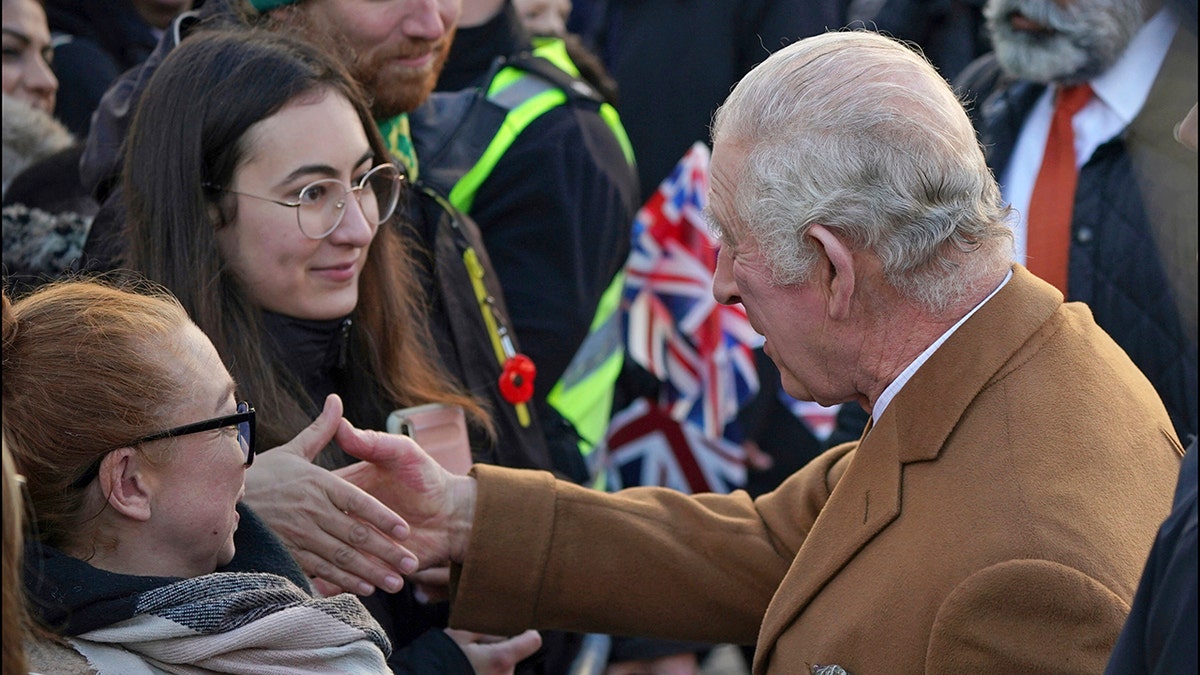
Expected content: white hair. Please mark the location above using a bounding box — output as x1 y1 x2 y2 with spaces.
711 30 1014 314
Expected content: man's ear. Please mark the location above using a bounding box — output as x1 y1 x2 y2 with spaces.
97 448 154 522
807 224 855 320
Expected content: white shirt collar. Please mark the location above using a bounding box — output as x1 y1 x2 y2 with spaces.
1088 7 1178 127
872 269 1013 422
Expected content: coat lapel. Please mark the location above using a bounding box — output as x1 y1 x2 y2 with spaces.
752 267 1062 672
753 417 903 671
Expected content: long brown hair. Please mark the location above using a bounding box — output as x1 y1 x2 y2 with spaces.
122 27 490 453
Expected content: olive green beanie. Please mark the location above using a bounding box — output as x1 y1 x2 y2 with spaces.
247 0 298 11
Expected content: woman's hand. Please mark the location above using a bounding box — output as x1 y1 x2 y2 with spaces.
445 628 543 675
243 394 416 596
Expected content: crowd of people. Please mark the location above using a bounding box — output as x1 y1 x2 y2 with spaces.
2 0 1195 674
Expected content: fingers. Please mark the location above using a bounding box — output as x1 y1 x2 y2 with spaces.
446 629 544 675
335 417 422 468
288 546 381 597
278 394 344 462
297 483 416 592
242 443 417 595
307 518 414 593
408 565 451 587
310 576 343 598
280 511 411 596
501 630 543 664
411 566 452 603
326 473 410 542
1177 102 1198 151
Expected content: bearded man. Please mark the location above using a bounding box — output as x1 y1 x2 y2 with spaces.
956 0 1198 444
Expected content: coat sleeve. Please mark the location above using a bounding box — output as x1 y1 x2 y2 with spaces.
448 445 855 644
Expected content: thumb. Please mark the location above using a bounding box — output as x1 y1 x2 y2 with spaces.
335 416 418 467
279 393 344 462
502 630 543 663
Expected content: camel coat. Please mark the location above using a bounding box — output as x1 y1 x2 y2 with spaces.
450 266 1184 674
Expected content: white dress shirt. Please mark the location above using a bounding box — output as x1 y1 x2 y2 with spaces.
1000 8 1178 263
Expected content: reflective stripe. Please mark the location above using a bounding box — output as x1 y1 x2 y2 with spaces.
489 72 556 109
446 38 635 452
448 39 633 214
556 280 623 391
448 86 566 213
547 272 625 452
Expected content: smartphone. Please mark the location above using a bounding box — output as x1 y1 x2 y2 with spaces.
386 403 473 475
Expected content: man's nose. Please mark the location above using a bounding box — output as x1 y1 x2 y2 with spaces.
713 245 740 305
401 0 450 41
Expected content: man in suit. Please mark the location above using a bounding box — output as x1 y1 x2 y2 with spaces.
332 31 1184 673
956 0 1198 444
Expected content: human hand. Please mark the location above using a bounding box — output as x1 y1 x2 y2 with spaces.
409 565 451 604
605 652 701 675
243 394 415 596
445 628 543 675
333 418 478 570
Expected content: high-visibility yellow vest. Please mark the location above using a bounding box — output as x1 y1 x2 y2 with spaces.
411 37 635 457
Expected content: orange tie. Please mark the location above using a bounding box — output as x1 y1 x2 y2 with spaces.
1026 83 1093 295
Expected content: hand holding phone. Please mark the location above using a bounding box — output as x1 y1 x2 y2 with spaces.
386 403 472 475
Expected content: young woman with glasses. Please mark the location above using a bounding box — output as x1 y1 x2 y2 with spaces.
118 27 540 673
2 280 393 673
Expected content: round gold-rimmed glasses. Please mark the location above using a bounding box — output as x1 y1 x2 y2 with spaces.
209 164 404 239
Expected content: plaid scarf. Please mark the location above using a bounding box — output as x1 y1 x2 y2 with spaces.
26 544 391 674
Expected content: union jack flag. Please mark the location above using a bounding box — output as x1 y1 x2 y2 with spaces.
600 142 763 494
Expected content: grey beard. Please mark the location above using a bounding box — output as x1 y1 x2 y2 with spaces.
983 0 1144 83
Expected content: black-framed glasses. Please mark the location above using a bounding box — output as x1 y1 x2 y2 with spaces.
72 401 256 489
209 163 404 239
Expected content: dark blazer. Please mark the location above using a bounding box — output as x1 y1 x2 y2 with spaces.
448 266 1183 673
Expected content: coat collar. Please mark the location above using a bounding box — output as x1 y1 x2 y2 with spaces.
753 266 1063 672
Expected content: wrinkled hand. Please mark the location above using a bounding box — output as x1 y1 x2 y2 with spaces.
605 652 701 675
334 419 478 571
445 628 543 675
243 394 415 596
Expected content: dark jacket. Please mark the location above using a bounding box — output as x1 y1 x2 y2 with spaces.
845 0 989 81
954 25 1199 444
46 0 162 137
569 0 847 203
258 313 478 674
427 4 639 399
